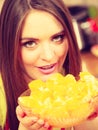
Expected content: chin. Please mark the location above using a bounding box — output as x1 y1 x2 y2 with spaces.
40 72 58 81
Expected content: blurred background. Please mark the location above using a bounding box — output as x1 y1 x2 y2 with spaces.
0 0 98 78
63 0 98 78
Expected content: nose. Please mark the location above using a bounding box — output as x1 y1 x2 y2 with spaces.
40 43 54 61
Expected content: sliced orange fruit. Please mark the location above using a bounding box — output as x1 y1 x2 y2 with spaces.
18 72 98 128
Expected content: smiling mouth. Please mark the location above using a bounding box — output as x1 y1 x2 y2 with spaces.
39 64 55 69
38 63 57 74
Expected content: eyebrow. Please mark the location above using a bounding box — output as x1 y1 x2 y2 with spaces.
20 37 38 43
20 30 65 42
52 30 65 38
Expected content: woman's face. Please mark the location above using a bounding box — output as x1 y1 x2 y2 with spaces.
20 10 69 82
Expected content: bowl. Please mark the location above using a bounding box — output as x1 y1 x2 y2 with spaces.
18 72 98 128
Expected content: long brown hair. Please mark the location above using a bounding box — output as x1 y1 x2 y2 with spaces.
0 0 81 129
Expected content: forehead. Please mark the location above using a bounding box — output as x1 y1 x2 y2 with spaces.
21 10 64 38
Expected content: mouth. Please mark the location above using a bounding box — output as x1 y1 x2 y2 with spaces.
38 63 57 74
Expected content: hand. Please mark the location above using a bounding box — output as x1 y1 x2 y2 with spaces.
88 96 98 120
16 105 52 130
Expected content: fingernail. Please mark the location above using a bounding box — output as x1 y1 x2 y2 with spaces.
43 122 50 128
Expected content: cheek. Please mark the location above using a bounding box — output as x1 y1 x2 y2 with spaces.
57 41 69 59
21 52 31 64
61 47 68 65
62 45 68 56
58 41 69 67
20 49 36 65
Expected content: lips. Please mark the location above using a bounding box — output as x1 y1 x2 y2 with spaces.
40 64 54 69
38 63 57 74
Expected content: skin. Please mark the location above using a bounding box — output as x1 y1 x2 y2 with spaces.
16 9 98 130
20 10 68 83
17 10 69 130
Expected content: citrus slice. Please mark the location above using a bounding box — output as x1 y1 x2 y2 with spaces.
18 72 98 128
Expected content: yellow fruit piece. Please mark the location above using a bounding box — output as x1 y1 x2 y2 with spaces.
18 72 98 128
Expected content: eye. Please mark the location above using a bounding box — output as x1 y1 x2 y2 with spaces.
52 33 65 43
22 41 36 48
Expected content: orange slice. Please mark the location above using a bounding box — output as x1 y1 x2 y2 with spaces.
18 72 98 128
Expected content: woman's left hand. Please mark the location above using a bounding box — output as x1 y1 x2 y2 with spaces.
88 96 98 120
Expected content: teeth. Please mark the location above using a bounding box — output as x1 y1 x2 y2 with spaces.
41 65 53 69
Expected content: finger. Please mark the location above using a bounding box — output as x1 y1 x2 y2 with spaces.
16 105 26 118
88 112 97 120
39 126 52 130
93 96 98 112
88 96 98 120
16 106 51 130
43 122 52 130
19 115 39 127
90 96 98 114
27 119 45 130
16 105 40 127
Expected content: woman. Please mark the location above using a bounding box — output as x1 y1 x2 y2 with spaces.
0 0 98 130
